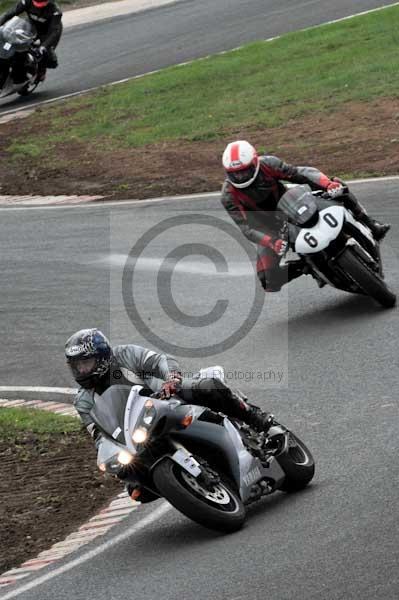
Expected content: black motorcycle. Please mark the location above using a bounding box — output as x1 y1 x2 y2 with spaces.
91 373 315 533
0 16 41 98
277 184 396 308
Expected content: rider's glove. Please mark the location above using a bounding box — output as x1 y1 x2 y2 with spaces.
271 238 288 257
326 179 344 197
327 181 341 190
38 45 47 57
160 371 183 399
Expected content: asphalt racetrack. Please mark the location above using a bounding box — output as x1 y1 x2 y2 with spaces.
0 0 395 112
1 0 398 598
0 177 398 599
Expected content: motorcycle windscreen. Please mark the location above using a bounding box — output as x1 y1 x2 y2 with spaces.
90 384 132 444
277 185 319 227
0 17 36 52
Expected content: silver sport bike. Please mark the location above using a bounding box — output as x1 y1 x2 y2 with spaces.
91 367 315 533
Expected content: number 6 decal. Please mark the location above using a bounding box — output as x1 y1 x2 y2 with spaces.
304 232 318 248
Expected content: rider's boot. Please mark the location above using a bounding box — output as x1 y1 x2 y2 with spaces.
360 215 390 242
243 404 278 434
286 261 306 282
264 262 305 292
343 192 390 241
231 392 277 433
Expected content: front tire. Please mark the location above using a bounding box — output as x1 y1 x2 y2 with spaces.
18 80 38 96
153 459 246 532
277 432 315 493
337 247 396 308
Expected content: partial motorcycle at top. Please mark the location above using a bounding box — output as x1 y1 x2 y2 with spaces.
91 367 315 533
0 16 43 98
277 183 396 308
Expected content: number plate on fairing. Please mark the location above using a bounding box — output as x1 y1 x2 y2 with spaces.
172 449 202 477
295 206 344 254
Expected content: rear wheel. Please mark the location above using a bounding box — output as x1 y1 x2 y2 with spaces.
153 459 246 532
337 247 396 308
277 432 315 493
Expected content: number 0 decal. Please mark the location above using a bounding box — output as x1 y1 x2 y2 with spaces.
304 232 318 248
323 212 339 227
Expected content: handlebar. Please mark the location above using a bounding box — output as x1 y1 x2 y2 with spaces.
312 185 349 200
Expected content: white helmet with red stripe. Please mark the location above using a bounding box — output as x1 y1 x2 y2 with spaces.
222 140 260 188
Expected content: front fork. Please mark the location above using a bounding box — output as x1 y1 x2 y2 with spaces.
121 441 202 501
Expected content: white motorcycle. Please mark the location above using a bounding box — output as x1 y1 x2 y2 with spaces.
277 184 396 308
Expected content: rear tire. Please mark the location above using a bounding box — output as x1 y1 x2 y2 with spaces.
277 432 315 493
337 247 396 308
153 459 246 532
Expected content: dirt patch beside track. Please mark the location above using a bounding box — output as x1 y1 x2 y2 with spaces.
0 97 398 200
0 428 121 574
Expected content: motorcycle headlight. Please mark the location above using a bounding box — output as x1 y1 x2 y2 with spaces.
132 427 148 444
118 450 133 465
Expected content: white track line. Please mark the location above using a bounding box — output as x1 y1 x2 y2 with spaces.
1 2 399 118
0 502 171 600
0 176 398 212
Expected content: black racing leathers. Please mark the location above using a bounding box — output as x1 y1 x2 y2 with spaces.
221 155 334 291
0 0 62 49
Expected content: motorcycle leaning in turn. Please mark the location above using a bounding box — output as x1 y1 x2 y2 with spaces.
276 183 396 308
0 16 43 99
92 367 315 533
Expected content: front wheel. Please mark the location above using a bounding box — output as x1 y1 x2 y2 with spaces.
337 247 396 308
277 432 315 493
18 79 38 96
153 459 246 532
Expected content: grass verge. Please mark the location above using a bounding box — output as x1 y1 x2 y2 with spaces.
0 406 79 437
6 4 399 159
0 0 16 13
0 5 398 197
